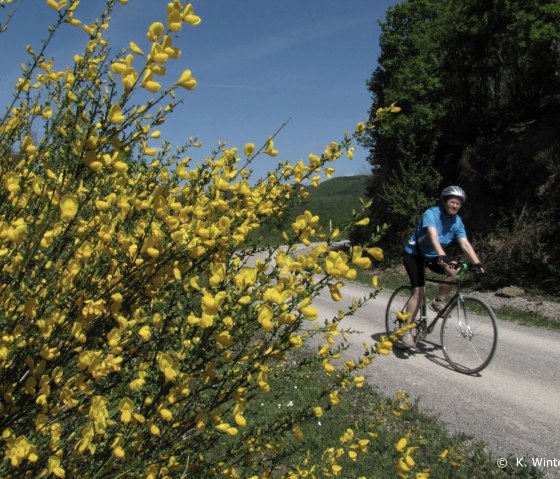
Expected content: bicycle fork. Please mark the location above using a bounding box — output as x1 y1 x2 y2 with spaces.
455 297 474 340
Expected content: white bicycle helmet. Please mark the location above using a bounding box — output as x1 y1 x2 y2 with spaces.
441 185 466 203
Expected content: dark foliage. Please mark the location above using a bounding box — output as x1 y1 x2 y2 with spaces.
357 0 560 294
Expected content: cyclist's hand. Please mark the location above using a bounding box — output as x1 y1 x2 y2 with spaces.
437 255 453 267
472 263 485 274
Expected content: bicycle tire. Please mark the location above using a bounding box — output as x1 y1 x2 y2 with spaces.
440 296 498 374
385 285 413 337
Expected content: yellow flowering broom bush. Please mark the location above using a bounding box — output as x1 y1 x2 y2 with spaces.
0 1 403 477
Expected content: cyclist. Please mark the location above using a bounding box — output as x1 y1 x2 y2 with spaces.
401 186 484 348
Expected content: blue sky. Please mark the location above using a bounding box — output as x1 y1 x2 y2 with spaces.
1 0 398 181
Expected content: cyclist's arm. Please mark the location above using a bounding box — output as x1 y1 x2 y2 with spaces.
426 226 447 257
457 237 485 272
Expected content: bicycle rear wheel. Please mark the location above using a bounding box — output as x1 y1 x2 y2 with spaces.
385 285 413 337
440 296 498 374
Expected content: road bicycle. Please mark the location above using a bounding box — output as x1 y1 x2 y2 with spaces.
385 262 498 374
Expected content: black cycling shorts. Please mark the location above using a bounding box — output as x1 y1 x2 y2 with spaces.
403 252 445 288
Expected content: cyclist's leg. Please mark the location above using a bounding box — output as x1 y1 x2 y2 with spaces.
427 261 456 303
403 253 425 322
408 287 424 320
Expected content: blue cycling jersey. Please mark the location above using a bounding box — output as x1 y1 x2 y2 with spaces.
404 205 467 259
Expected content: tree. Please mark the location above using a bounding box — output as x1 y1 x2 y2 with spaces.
355 0 449 251
359 0 560 292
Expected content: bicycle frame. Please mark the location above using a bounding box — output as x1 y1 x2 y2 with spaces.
415 273 467 337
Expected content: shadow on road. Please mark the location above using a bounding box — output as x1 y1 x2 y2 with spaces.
369 333 481 375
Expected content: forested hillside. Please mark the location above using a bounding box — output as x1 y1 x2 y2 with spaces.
261 176 368 243
355 0 560 294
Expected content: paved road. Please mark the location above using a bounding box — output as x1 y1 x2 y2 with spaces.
311 280 560 478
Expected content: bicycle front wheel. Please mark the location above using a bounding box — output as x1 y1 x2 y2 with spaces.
440 296 498 374
385 285 413 337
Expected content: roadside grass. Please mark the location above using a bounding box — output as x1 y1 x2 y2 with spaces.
491 306 560 330
357 268 560 331
248 351 543 478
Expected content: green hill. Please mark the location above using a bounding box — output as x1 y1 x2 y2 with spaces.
258 175 369 243
295 175 369 230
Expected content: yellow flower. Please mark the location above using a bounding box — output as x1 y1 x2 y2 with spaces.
22 135 36 155
175 69 197 90
201 291 227 316
396 457 412 474
129 41 144 55
46 0 67 12
89 396 110 434
109 104 125 124
329 390 340 405
118 398 134 423
258 304 274 331
159 408 173 421
354 376 365 388
147 22 164 42
355 217 370 226
4 173 21 193
396 311 411 322
129 377 145 392
340 428 354 443
48 455 66 478
234 413 246 427
209 262 225 287
395 437 407 453
352 246 372 269
216 422 238 436
238 295 251 306
138 325 152 341
158 353 178 382
5 436 33 467
379 340 393 355
59 194 78 220
168 5 182 32
113 446 125 458
244 143 255 157
367 247 384 261
289 335 303 348
264 138 278 157
299 305 318 320
292 425 304 442
183 4 201 25
9 220 27 244
328 283 343 302
322 359 335 373
142 70 161 92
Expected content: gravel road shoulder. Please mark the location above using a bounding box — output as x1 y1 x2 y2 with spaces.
468 289 560 321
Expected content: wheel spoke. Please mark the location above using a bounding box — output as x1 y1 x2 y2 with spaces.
440 297 498 374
